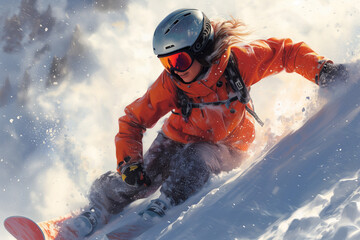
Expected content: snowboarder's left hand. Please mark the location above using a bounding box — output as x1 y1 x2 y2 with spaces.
120 163 151 187
318 62 349 87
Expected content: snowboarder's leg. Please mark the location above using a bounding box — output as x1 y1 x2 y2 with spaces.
144 132 185 186
160 142 245 206
89 171 147 215
57 172 150 238
88 133 184 216
141 142 244 218
59 133 184 237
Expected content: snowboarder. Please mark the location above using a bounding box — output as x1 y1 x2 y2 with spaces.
61 8 349 238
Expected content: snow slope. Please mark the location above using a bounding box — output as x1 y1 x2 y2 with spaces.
1 1 360 240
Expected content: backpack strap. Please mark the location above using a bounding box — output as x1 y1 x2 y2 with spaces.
225 53 264 127
225 53 251 104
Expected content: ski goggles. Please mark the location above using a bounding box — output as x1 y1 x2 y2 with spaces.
159 51 194 73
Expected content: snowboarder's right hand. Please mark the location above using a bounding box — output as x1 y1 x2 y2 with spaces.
120 163 151 187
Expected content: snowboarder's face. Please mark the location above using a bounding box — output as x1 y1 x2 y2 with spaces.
174 60 202 83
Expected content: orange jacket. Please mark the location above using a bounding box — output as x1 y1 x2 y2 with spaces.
115 38 328 168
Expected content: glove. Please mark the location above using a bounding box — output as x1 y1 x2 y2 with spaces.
318 62 349 88
120 163 151 187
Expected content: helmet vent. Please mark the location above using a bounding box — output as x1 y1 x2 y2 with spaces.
164 12 192 35
165 19 179 35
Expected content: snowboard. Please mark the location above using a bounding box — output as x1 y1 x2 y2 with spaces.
4 213 155 240
4 215 71 240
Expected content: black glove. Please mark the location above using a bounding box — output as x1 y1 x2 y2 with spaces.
318 62 349 88
121 163 151 187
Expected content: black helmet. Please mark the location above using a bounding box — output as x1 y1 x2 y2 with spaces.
153 8 214 60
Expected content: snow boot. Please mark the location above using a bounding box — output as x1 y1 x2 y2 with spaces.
141 198 170 220
63 206 101 238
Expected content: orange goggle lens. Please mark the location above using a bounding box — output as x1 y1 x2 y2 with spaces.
159 51 194 73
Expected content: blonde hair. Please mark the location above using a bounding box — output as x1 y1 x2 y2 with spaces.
206 18 250 63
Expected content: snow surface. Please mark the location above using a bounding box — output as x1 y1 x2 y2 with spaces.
1 1 360 240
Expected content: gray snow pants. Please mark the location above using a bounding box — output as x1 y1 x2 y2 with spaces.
88 132 245 215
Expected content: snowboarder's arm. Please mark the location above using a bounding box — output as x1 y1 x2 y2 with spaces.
234 38 333 85
115 71 177 173
245 37 350 86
